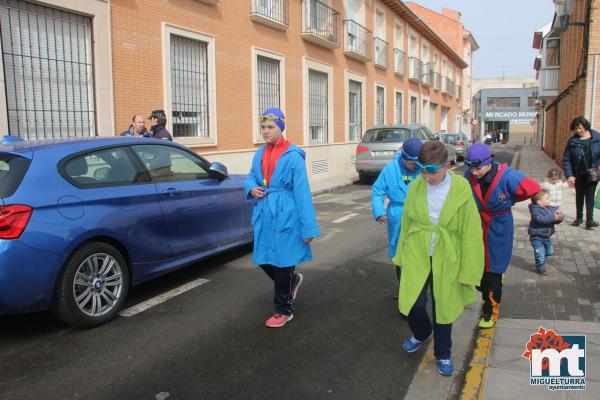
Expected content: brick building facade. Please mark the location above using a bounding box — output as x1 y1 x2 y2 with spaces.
538 0 600 162
0 0 468 189
406 3 479 137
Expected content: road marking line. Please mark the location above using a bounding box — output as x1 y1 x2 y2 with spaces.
332 213 359 224
119 278 209 317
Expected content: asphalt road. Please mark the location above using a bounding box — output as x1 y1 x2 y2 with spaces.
0 145 517 400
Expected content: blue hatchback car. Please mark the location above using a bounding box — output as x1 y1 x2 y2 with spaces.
0 136 253 327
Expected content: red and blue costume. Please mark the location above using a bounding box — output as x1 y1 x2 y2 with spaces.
465 159 540 323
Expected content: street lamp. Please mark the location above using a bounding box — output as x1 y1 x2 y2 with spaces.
553 0 576 31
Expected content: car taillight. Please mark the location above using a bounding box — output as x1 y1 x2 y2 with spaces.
0 204 33 239
398 144 403 151
356 146 369 154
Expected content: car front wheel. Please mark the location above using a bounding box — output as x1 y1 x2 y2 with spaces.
52 242 129 328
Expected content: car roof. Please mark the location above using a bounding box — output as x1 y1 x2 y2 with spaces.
0 136 173 154
367 124 426 130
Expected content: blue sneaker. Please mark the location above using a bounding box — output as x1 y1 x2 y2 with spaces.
402 334 432 353
437 359 454 376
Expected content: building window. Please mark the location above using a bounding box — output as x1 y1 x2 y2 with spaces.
256 54 281 137
546 38 559 67
376 85 385 125
527 97 536 108
170 34 209 138
410 95 418 123
348 79 362 141
308 69 328 144
395 91 403 124
0 0 95 139
487 97 520 108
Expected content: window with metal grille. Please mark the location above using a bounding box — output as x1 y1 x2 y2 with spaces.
376 86 384 126
0 0 95 139
170 34 209 138
395 91 403 124
308 69 328 144
256 55 280 139
410 96 417 123
348 80 362 142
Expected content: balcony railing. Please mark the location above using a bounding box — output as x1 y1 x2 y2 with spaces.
433 72 442 91
538 67 559 97
250 0 288 30
408 56 422 82
443 76 455 96
343 19 371 62
394 49 405 76
374 37 388 68
301 0 340 49
422 63 434 87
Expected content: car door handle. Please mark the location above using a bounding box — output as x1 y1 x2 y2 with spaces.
161 188 182 197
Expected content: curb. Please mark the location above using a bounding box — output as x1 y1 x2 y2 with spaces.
459 326 496 400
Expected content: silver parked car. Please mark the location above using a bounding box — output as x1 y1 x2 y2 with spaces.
439 132 471 160
355 124 453 183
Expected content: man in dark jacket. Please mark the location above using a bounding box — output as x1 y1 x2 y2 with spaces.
528 189 563 275
562 116 600 229
148 110 173 141
120 114 149 136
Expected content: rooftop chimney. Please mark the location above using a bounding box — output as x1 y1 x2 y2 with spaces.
442 8 461 21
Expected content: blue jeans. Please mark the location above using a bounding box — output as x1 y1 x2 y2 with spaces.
406 273 452 360
530 236 553 269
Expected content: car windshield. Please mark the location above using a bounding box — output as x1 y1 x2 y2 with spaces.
0 153 31 198
442 134 461 144
362 129 411 143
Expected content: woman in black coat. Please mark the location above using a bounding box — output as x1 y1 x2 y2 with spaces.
562 116 600 230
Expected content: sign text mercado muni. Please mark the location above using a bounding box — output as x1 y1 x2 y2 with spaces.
485 111 536 119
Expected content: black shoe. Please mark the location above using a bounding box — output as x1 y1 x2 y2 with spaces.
571 219 583 227
585 221 599 230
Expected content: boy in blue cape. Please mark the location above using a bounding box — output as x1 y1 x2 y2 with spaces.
245 108 320 328
371 138 422 296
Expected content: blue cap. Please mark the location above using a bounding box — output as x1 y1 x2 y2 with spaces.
261 107 286 133
402 138 422 160
466 143 493 166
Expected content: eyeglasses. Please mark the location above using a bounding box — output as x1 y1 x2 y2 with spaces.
416 161 446 174
464 156 492 168
259 113 286 123
401 150 418 161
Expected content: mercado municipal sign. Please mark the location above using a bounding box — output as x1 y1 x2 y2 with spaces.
485 111 537 120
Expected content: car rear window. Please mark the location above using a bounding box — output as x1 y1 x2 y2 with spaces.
362 129 411 143
0 154 31 198
443 134 461 144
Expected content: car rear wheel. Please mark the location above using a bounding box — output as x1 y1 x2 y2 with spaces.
52 242 129 328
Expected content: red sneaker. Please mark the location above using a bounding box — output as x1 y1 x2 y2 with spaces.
265 313 294 328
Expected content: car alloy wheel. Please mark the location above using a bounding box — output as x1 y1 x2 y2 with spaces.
73 253 124 318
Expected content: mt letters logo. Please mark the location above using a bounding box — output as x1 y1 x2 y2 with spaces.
522 327 586 391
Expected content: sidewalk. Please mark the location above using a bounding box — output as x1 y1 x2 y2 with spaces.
468 146 600 399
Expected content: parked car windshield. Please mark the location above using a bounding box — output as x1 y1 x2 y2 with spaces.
0 153 31 198
362 129 411 143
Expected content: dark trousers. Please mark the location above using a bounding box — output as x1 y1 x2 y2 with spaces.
480 271 503 321
575 174 598 222
407 273 452 360
260 264 295 316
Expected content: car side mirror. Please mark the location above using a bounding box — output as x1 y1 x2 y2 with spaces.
209 162 229 180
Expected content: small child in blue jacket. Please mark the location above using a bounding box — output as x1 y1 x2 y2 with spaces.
528 189 564 275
